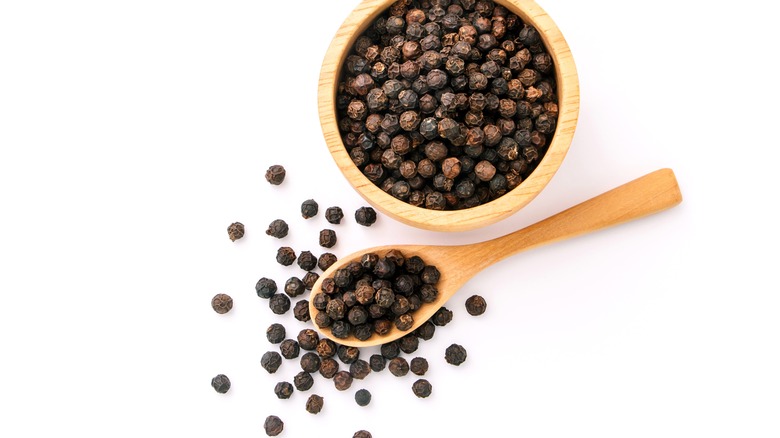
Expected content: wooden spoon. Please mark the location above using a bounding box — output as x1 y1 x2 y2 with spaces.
309 168 682 347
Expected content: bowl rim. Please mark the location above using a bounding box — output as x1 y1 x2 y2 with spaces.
318 0 579 232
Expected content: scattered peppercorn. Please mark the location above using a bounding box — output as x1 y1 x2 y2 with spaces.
369 354 386 372
227 222 244 242
399 333 419 354
302 271 319 291
285 277 305 298
431 306 453 326
269 293 290 315
211 293 233 314
350 359 372 380
306 394 324 414
264 415 284 436
266 323 286 344
333 370 353 391
274 381 294 399
381 341 400 359
300 352 321 373
297 329 319 351
337 345 361 364
279 339 299 360
355 388 372 406
211 374 230 394
319 229 337 248
276 247 296 266
353 431 372 438
354 206 377 226
325 206 344 224
301 199 319 219
261 351 282 374
388 357 410 377
445 343 468 366
319 357 340 379
318 252 338 271
265 165 286 185
410 357 429 376
293 371 314 391
465 294 487 315
265 219 288 239
412 378 432 398
256 278 277 299
293 299 310 322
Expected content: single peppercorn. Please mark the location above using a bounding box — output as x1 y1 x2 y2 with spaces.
284 277 305 298
353 431 372 438
274 381 294 399
333 370 353 391
318 253 338 271
211 293 233 314
279 339 299 359
302 271 319 290
432 306 453 326
319 357 339 379
445 343 468 366
337 345 361 364
355 388 372 407
296 251 317 272
211 374 230 394
264 415 284 437
256 278 277 299
301 199 319 219
465 294 487 315
412 379 433 398
227 222 244 242
381 341 400 359
261 351 283 374
316 338 337 358
269 293 291 315
265 165 286 185
293 299 310 322
350 359 372 380
399 333 419 354
293 371 314 392
388 357 410 377
266 323 285 344
355 206 377 226
299 352 321 374
265 219 288 239
325 206 344 224
319 229 337 248
369 354 386 372
410 357 429 376
297 329 319 351
276 247 296 266
306 394 324 414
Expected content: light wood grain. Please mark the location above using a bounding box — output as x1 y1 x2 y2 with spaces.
318 0 580 231
309 168 683 347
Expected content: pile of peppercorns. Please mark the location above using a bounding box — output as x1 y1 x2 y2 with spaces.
337 0 558 211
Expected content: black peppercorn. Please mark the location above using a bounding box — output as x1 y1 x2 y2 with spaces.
353 431 372 438
279 339 299 359
261 351 283 374
333 370 353 391
318 253 338 271
319 357 339 379
274 381 294 399
297 329 319 351
318 229 337 248
266 323 286 345
323 207 343 225
256 277 278 299
445 343 468 365
350 359 372 380
265 219 288 239
410 357 429 376
293 299 310 322
388 357 409 377
296 251 317 272
412 378 433 398
211 374 230 394
227 222 244 242
293 371 314 392
355 206 377 226
268 293 290 315
355 388 372 407
369 354 386 372
302 271 319 291
264 415 284 436
284 277 305 298
265 165 286 185
300 199 319 219
299 352 321 374
306 394 324 414
399 333 419 354
432 306 453 326
211 293 233 314
337 345 360 365
465 294 487 315
276 247 296 266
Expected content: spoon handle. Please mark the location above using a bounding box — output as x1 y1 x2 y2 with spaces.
468 168 682 271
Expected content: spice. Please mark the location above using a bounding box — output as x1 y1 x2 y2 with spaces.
380 341 400 359
276 247 296 266
337 345 361 364
302 271 319 290
445 343 468 366
369 354 386 372
266 323 286 344
465 294 487 315
325 206 344 224
412 379 432 398
297 329 319 351
284 277 305 298
415 321 436 341
319 229 337 248
297 251 317 271
265 219 288 239
264 415 284 436
211 293 233 314
293 299 310 322
227 222 244 242
355 388 372 407
210 374 230 394
261 351 283 374
269 293 290 315
255 278 277 299
349 359 371 380
355 207 377 226
265 165 286 185
306 394 324 414
388 357 409 377
431 306 453 326
301 199 319 219
279 339 299 360
353 431 372 438
319 357 339 379
333 370 353 391
399 333 419 354
318 253 338 271
300 352 321 373
410 357 429 376
274 381 294 399
293 371 314 391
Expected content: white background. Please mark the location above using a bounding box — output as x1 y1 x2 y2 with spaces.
1 0 779 437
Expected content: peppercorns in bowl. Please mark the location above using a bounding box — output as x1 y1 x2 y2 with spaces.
319 0 578 231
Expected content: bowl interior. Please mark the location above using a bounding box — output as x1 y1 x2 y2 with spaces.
318 0 579 232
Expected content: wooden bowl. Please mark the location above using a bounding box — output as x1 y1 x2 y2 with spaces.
318 0 579 232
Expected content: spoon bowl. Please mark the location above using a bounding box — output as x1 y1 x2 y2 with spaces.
309 168 683 347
